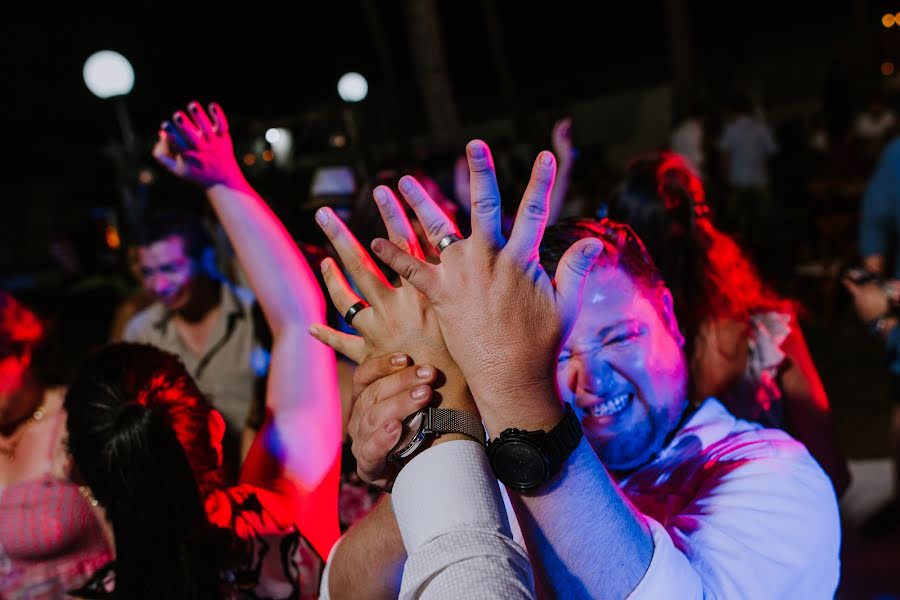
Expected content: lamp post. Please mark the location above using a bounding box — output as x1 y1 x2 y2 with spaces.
338 72 368 177
83 50 143 233
83 50 136 151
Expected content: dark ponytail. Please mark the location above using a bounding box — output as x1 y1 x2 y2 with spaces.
608 152 793 350
65 343 226 599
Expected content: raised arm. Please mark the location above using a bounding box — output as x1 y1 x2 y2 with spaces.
548 117 575 226
153 102 342 554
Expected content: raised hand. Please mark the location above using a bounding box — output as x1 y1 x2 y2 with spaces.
309 183 475 413
152 101 250 192
370 140 602 435
551 117 576 167
345 353 438 489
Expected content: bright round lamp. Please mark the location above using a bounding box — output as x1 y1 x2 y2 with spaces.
83 51 135 99
337 72 368 103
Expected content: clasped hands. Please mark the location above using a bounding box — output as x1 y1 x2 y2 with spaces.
310 140 603 490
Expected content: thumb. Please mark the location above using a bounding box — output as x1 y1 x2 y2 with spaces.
152 135 179 173
554 238 603 320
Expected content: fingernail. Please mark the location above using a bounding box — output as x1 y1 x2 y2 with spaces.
189 103 199 113
468 141 486 159
412 386 429 399
373 187 388 205
370 239 384 253
417 366 433 378
385 420 400 433
540 151 554 167
398 177 413 193
320 259 330 273
308 325 319 336
174 113 183 122
315 208 330 226
583 241 603 258
391 354 408 366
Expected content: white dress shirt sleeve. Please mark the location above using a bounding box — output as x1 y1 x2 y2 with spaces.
391 440 535 600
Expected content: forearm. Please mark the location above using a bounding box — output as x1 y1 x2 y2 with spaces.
242 325 341 484
509 440 652 598
207 181 326 331
475 382 652 599
327 498 406 599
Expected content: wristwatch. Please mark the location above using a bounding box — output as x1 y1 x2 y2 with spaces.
487 403 583 492
388 407 485 464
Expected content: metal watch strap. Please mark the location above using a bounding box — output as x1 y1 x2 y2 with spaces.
428 407 486 446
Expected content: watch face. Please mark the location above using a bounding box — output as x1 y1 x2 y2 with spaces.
490 439 550 491
392 411 426 459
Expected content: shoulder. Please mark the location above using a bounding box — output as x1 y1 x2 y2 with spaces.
122 303 164 341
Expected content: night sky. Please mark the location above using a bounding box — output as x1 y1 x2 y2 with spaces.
0 2 872 207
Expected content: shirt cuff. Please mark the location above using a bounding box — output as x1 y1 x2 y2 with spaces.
391 440 512 552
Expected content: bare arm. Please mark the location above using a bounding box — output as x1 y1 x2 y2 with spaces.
548 118 575 226
154 102 342 556
328 498 405 599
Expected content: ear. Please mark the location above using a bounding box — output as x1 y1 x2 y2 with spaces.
207 409 226 468
658 287 686 348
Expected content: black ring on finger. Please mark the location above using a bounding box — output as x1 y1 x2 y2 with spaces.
344 300 371 327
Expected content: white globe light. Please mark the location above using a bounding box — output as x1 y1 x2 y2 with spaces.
83 51 135 99
337 72 368 103
265 128 282 143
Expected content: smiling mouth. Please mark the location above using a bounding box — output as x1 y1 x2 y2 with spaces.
584 392 633 418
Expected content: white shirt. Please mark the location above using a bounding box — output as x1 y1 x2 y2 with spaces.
719 115 777 188
619 398 840 598
322 399 839 598
671 119 705 175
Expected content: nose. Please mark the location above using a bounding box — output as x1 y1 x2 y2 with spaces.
148 274 170 296
563 353 611 402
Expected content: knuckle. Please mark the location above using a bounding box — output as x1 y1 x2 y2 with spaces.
424 217 447 240
522 199 547 218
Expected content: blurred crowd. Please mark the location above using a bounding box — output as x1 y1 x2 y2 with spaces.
2 80 900 599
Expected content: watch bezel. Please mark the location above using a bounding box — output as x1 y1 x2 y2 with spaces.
389 410 429 461
488 431 551 492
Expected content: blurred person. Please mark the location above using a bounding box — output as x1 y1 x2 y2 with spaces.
108 245 154 342
856 136 900 534
718 94 777 238
670 106 707 177
607 151 850 495
854 95 897 162
312 141 840 598
68 101 343 599
547 117 579 224
123 209 264 473
844 273 900 535
0 292 113 599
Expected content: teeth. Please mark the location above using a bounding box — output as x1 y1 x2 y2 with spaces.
588 393 631 417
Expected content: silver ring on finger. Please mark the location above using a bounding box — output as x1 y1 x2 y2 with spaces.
437 233 463 254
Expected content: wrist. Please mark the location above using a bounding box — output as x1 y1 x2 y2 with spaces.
473 379 563 438
207 173 253 195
